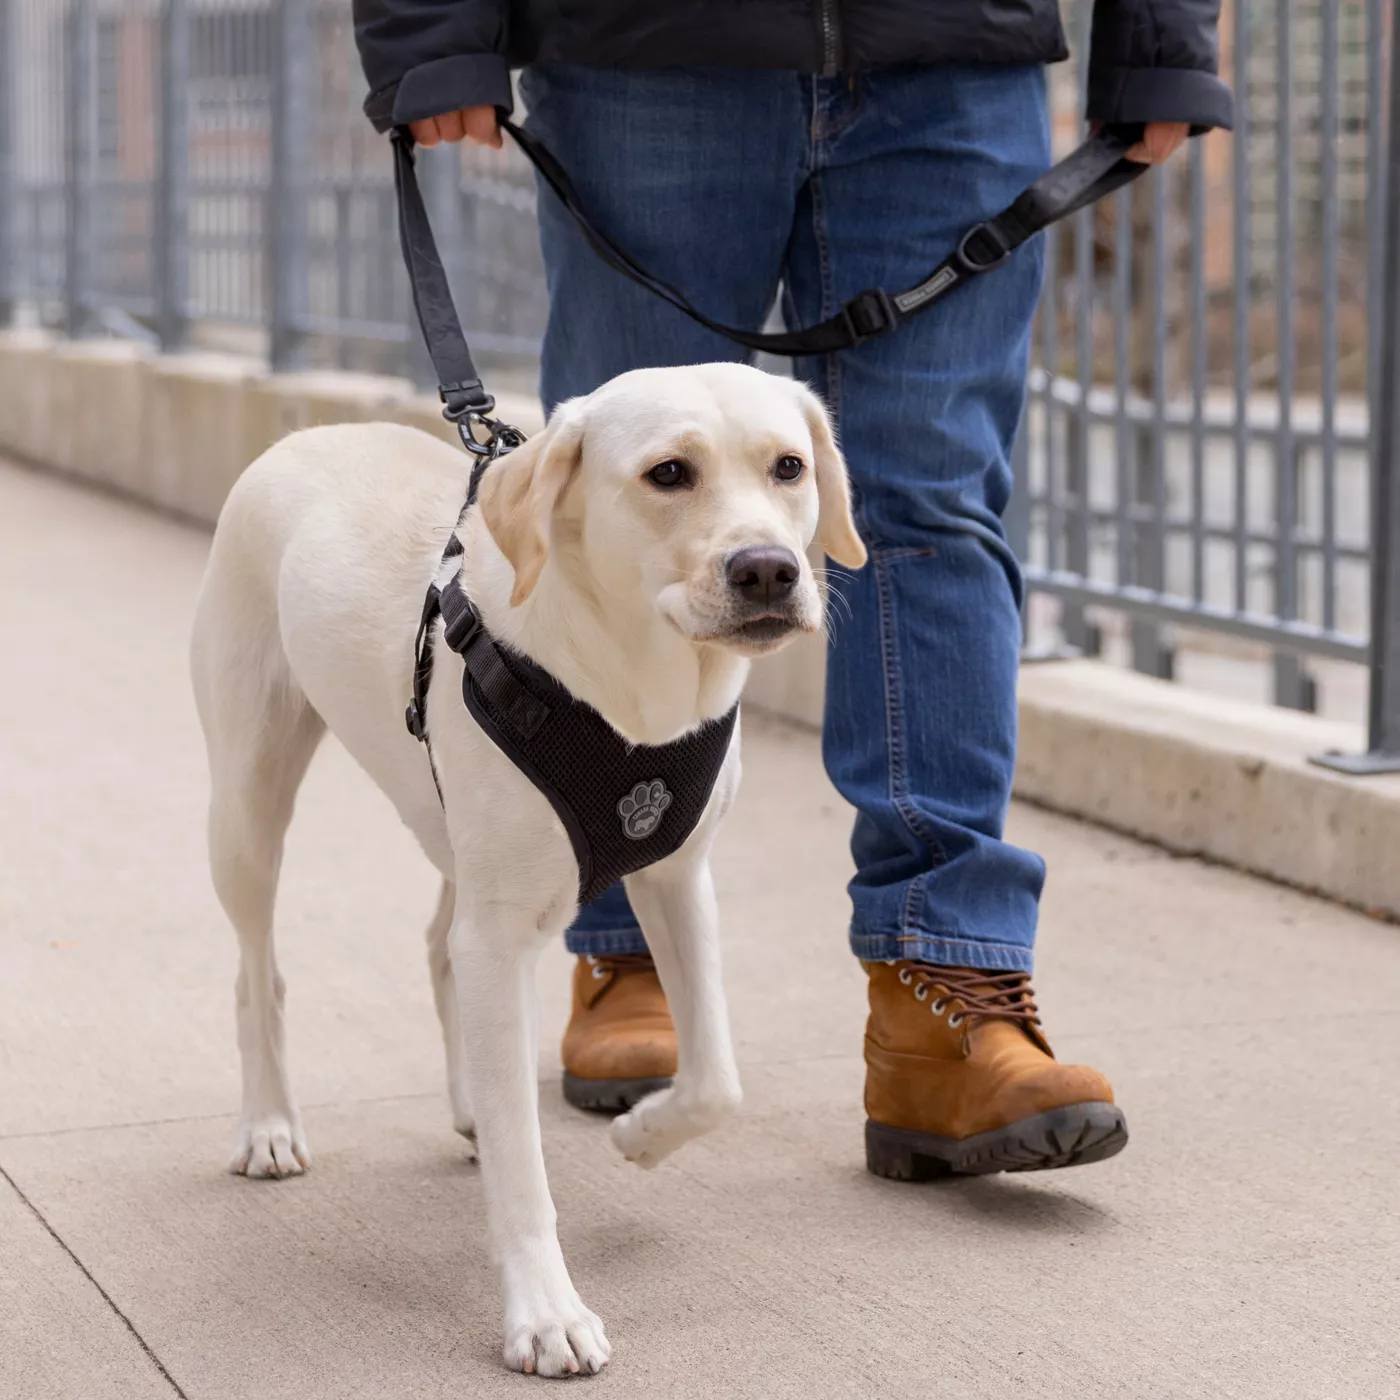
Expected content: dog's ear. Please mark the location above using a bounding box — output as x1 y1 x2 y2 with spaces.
477 405 586 606
792 382 867 570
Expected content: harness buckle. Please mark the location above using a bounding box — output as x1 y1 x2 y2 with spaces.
443 594 484 654
839 288 898 346
405 698 428 742
956 221 1014 274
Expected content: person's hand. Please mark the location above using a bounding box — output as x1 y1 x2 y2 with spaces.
409 105 501 149
1124 121 1189 165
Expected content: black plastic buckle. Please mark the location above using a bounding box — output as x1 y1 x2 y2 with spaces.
405 697 428 741
956 222 1014 274
839 288 898 346
443 595 484 654
441 380 496 421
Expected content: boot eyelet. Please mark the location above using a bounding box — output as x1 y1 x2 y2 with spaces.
591 965 608 980
914 983 928 1001
897 967 913 985
948 1012 965 1028
930 998 947 1015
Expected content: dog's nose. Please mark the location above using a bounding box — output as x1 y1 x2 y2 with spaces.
725 546 800 605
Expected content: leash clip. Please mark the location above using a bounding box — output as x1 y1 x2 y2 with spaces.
457 409 529 460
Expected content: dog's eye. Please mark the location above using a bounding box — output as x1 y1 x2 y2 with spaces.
646 459 691 490
774 454 805 482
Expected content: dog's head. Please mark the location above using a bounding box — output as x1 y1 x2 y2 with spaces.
476 363 866 656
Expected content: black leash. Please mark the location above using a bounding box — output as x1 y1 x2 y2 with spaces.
500 117 1148 356
391 117 1150 793
390 119 1149 438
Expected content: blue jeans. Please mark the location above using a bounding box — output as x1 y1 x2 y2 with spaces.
521 63 1049 973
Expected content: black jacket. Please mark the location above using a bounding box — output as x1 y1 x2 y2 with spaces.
356 0 1232 136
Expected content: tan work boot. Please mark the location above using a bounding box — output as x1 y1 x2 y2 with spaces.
561 954 677 1113
862 960 1128 1179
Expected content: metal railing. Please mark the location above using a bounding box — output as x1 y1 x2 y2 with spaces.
1 0 1397 767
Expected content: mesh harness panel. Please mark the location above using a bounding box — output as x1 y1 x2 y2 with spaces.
407 523 737 906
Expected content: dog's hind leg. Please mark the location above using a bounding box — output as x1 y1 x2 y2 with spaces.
194 612 324 1180
425 877 476 1153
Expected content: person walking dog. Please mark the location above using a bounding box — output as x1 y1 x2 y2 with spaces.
353 1 1231 1178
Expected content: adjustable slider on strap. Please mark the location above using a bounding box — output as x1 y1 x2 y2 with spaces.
956 221 1015 274
839 288 898 346
443 595 484 654
405 698 428 742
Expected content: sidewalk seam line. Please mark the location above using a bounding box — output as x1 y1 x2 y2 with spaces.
0 1163 190 1399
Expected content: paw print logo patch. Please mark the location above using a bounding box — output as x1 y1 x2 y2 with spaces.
618 779 673 841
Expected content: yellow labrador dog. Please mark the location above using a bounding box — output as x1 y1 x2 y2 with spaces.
190 361 866 1376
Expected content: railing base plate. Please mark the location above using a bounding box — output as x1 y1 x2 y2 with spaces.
1308 750 1400 776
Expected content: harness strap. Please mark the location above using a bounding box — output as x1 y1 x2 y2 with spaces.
406 531 554 809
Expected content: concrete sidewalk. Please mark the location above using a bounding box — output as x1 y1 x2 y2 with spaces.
2 457 1397 1400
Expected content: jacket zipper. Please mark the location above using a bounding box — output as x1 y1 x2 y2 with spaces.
818 0 841 76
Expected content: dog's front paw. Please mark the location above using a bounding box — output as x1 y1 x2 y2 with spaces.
503 1299 611 1377
228 1115 309 1179
611 1082 741 1169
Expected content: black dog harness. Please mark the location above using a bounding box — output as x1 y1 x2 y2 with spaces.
390 116 1150 902
405 476 738 903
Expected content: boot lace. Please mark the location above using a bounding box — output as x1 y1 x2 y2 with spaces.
585 952 656 981
895 962 1040 1030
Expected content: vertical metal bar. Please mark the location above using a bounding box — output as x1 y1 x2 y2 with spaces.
156 0 189 351
1368 0 1386 414
0 0 15 325
1318 0 1400 772
1062 0 1093 651
336 185 352 369
1114 184 1132 592
65 0 96 338
1233 0 1252 615
1131 166 1170 678
1189 137 1207 605
1063 200 1094 649
1320 0 1340 635
1042 220 1062 579
269 0 312 370
1272 0 1308 709
1364 0 1400 757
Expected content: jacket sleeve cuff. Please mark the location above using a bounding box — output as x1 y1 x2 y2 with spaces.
363 52 514 133
1086 66 1234 133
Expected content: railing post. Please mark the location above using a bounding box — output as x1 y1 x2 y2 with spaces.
0 0 15 326
64 0 96 338
156 0 190 351
268 0 311 370
1313 0 1400 775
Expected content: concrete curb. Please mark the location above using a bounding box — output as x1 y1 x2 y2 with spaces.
4 330 1397 919
1016 661 1400 920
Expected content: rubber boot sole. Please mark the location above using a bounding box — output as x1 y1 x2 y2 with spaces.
865 1102 1128 1180
562 1071 674 1115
